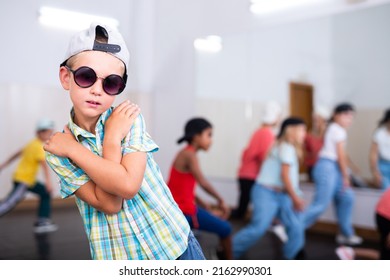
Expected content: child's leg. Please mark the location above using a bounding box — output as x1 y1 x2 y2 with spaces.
334 183 355 237
194 207 233 259
234 178 255 219
232 185 279 259
278 194 305 260
303 159 339 229
29 182 51 219
0 182 27 217
376 213 390 260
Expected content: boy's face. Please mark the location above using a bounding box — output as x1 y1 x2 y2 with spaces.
37 129 54 142
59 51 125 123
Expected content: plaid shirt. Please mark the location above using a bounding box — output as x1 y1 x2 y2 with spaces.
46 108 190 260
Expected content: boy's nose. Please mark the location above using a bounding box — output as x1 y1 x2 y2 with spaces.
90 78 104 96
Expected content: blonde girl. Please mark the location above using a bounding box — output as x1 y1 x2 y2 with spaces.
233 117 306 260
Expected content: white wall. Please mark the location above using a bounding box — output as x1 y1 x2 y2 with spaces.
150 0 262 177
0 0 134 88
196 17 334 105
332 4 390 108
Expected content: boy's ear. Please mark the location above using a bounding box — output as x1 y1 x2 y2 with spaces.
59 66 71 90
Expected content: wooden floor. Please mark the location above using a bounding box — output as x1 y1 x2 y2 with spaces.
0 201 380 260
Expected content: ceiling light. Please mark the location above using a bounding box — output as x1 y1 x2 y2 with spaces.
250 0 330 15
38 7 119 31
194 36 223 53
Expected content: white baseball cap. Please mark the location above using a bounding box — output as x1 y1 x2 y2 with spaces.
314 105 331 120
262 101 282 124
60 22 130 78
36 119 55 131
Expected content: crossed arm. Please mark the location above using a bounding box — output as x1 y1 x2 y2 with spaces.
44 101 144 214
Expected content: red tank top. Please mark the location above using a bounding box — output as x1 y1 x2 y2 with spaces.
167 147 197 215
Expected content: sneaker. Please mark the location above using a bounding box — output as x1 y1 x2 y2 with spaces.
34 220 58 234
271 224 288 243
336 234 363 245
335 246 355 260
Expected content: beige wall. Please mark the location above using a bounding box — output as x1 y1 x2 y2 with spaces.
347 108 384 179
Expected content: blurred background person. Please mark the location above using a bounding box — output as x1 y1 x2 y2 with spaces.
304 105 331 182
167 118 233 259
303 103 363 246
232 117 307 260
232 101 282 220
0 119 58 233
369 108 390 190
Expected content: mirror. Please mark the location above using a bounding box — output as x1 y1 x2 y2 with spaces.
195 3 390 191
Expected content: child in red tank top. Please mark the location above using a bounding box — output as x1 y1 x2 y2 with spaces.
167 118 233 259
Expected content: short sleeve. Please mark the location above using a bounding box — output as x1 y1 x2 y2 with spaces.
45 152 90 199
373 128 381 144
329 124 347 143
122 114 159 154
279 143 296 165
35 142 46 162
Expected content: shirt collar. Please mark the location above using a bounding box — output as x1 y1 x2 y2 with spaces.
68 107 113 141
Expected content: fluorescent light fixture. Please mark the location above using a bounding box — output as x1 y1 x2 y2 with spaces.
38 6 119 31
250 0 330 15
194 36 222 53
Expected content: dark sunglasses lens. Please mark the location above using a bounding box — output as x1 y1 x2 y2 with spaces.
74 67 97 88
103 75 125 95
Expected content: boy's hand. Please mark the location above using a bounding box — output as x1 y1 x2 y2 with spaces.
43 126 76 157
105 100 140 143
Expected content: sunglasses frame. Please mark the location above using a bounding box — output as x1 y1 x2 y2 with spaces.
64 65 126 95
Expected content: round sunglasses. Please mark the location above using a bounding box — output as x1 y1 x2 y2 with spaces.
65 65 126 95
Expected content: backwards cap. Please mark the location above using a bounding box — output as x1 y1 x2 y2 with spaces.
36 118 55 131
314 105 331 120
61 22 129 79
262 101 282 124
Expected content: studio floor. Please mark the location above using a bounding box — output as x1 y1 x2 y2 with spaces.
0 202 380 260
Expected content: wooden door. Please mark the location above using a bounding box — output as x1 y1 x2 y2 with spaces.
289 82 314 175
289 82 313 131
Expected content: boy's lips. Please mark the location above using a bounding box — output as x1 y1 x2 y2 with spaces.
86 100 101 106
